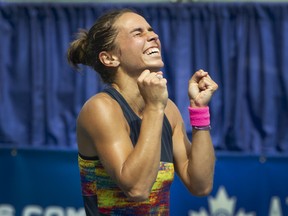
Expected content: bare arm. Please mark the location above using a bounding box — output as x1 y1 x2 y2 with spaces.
170 69 218 196
77 70 168 201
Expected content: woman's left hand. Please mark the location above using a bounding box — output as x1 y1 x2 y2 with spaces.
188 69 218 107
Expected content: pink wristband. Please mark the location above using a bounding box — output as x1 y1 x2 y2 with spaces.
188 106 210 126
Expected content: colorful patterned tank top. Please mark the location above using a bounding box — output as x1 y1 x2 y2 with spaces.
78 87 174 215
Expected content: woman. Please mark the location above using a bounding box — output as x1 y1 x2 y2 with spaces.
67 8 218 216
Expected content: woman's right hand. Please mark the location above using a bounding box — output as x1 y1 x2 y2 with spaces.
137 69 168 111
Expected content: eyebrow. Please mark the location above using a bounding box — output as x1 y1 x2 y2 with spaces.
129 26 154 34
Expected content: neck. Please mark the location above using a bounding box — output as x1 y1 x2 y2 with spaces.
111 79 145 118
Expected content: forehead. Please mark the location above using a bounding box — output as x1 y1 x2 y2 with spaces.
114 12 150 31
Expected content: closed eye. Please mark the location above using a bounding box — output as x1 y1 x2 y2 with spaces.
130 26 155 37
134 31 142 36
131 28 143 36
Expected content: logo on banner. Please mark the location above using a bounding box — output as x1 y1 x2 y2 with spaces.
188 186 255 216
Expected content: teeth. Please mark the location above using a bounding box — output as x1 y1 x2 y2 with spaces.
145 48 159 55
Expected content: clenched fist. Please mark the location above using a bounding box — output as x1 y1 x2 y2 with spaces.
188 69 218 107
137 69 168 110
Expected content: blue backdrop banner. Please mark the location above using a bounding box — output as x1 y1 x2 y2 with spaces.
0 148 287 216
1 2 288 154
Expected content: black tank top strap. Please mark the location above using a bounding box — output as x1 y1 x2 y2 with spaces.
103 87 140 123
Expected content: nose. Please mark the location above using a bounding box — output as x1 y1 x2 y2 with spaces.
147 31 159 42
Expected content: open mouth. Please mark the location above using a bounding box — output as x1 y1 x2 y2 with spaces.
145 47 160 56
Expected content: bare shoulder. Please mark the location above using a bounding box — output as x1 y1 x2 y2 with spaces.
78 92 120 120
76 92 128 156
77 91 128 132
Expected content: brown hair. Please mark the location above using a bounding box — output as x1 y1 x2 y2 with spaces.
67 8 135 83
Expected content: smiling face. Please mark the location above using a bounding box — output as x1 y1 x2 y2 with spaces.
113 12 164 75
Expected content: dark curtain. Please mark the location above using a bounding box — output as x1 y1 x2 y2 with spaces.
0 2 287 155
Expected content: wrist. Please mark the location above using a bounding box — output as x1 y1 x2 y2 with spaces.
188 106 211 130
192 125 211 131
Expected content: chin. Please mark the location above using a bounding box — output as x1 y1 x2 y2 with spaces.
148 63 164 72
149 67 163 72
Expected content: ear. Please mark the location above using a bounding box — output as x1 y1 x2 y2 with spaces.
99 51 120 67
